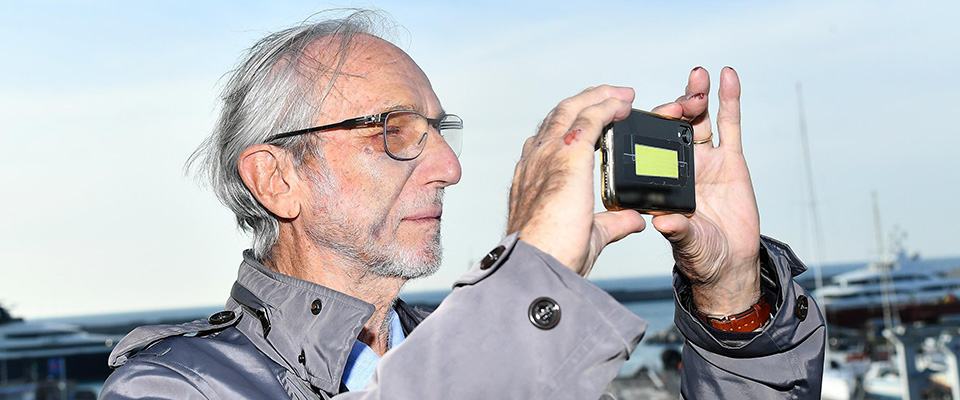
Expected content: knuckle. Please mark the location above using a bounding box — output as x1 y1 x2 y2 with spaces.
557 97 577 113
521 137 536 154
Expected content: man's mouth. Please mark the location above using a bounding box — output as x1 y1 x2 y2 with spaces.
403 209 442 223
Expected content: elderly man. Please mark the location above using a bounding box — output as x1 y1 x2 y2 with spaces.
102 11 824 400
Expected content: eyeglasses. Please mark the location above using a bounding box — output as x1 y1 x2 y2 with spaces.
264 110 463 161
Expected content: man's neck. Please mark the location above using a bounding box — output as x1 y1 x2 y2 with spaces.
266 236 406 357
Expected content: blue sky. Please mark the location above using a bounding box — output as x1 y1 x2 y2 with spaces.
2 0 958 317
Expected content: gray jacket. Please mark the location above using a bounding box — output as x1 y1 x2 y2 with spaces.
101 234 824 399
674 236 826 399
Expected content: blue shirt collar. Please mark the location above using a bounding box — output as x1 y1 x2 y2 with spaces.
341 310 406 391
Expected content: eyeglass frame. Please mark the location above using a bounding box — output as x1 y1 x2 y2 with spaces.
263 110 463 161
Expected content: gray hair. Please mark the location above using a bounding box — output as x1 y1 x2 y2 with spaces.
187 10 398 261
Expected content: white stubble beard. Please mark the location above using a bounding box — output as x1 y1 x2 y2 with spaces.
302 165 444 280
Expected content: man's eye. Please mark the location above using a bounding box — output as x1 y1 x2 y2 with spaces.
385 125 402 136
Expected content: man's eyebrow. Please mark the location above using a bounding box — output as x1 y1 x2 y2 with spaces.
379 101 421 113
377 101 445 118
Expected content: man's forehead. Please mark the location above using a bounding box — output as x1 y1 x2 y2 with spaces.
307 35 440 119
306 33 409 69
325 79 440 118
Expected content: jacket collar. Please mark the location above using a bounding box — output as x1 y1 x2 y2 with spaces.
227 250 375 396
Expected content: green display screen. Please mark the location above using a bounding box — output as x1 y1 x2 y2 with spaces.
635 144 679 179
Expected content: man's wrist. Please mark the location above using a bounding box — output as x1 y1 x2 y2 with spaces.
689 257 762 316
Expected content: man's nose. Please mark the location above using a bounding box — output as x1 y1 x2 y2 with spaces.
416 129 462 187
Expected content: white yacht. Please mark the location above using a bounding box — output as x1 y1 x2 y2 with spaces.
815 252 960 329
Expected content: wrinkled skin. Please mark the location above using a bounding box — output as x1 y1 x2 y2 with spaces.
508 67 760 315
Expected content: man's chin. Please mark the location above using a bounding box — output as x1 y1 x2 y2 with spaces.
368 256 441 280
367 236 443 280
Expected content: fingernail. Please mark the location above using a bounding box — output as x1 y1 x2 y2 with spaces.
692 66 704 73
685 92 705 100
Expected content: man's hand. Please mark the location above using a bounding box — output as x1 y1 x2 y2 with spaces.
650 67 762 316
508 85 646 277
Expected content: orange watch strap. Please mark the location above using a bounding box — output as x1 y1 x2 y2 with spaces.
696 296 771 332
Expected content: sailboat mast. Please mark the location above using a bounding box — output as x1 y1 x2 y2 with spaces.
872 191 885 261
796 83 826 295
873 192 899 329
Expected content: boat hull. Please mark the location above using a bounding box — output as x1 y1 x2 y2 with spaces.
826 300 960 329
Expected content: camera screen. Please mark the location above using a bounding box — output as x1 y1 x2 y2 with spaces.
634 144 679 179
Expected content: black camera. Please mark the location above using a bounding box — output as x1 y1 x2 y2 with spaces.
599 109 695 215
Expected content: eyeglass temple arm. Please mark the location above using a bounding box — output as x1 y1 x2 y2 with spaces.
265 115 378 143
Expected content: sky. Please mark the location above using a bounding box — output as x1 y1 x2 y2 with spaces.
1 0 958 318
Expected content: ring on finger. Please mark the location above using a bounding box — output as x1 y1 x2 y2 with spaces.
693 132 713 145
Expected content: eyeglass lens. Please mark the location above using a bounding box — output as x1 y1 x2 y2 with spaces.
384 112 462 160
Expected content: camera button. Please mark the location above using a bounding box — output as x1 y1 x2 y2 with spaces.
679 127 692 145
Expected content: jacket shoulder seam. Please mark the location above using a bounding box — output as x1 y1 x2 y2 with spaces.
135 357 222 400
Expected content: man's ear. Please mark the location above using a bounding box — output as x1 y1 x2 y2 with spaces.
238 144 302 219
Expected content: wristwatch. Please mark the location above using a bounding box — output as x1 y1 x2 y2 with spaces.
696 296 771 332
